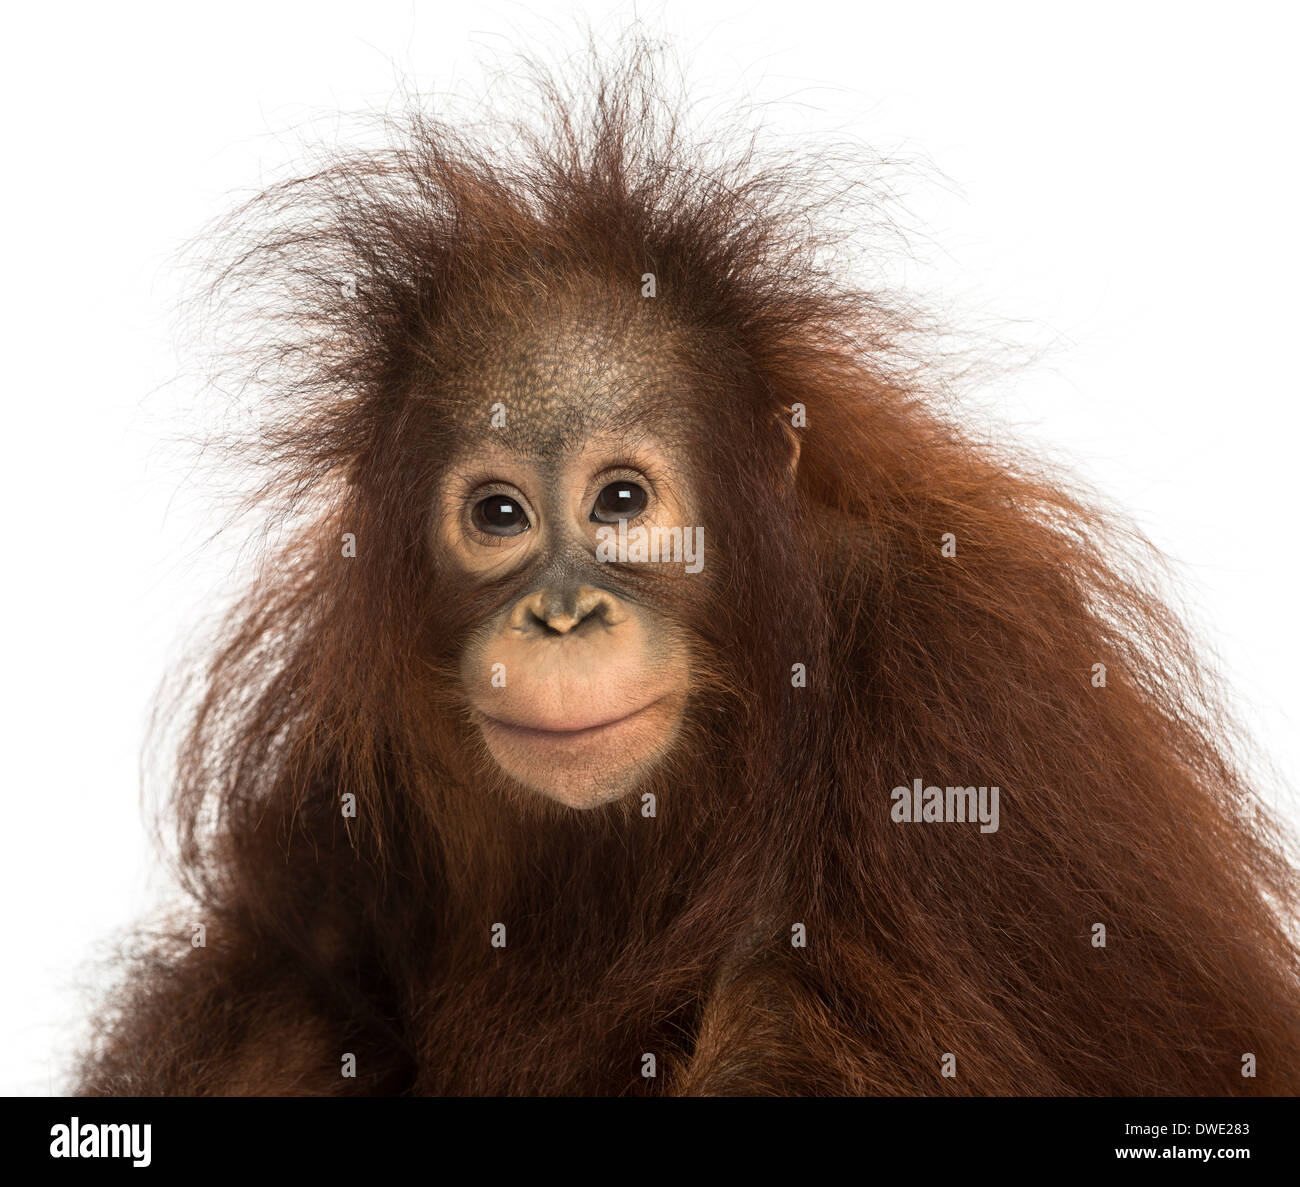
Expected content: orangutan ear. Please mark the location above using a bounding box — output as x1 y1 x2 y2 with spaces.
778 405 803 486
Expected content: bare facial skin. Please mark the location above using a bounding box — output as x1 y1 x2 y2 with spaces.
434 312 697 808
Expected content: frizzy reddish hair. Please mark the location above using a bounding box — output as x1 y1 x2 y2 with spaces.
78 36 1300 1096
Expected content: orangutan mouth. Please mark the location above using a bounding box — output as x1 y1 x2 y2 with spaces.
475 696 669 742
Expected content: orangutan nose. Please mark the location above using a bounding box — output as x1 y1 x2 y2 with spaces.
507 585 627 636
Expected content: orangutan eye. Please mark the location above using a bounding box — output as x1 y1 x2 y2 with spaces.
472 494 530 536
591 481 648 523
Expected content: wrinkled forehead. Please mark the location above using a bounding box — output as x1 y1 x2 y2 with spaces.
442 306 691 459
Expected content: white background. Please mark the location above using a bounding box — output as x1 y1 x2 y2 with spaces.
2 1 1297 1094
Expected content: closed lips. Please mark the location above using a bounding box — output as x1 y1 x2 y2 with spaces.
476 697 666 739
